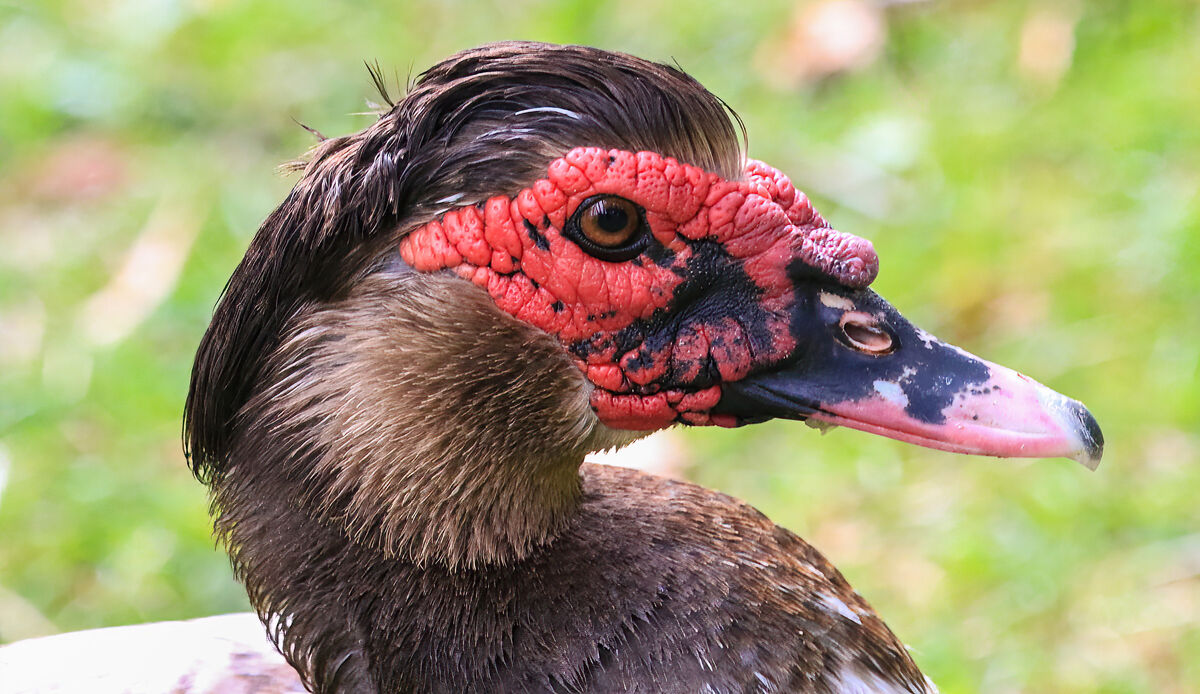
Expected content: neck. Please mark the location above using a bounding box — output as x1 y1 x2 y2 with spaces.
217 263 637 569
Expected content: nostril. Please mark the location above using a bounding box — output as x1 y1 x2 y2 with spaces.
838 314 895 355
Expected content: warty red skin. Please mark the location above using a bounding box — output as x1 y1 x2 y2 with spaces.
401 147 879 430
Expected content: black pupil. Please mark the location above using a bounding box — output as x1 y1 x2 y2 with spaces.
594 203 629 234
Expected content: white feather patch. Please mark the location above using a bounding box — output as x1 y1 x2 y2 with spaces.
830 663 939 694
816 591 863 625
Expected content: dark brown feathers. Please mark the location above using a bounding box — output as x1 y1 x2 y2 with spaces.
225 462 930 694
219 266 631 567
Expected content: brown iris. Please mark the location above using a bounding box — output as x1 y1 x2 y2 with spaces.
580 196 639 246
565 195 649 262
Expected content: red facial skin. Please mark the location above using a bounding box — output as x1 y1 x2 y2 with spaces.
400 148 878 431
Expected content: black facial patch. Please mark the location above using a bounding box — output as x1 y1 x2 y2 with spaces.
717 285 992 425
567 238 783 397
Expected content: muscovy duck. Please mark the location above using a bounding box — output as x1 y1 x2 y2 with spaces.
180 41 1102 693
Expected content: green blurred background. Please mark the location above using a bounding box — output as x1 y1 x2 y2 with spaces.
1 0 1197 691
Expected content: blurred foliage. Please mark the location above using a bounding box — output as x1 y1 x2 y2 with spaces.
0 0 1197 691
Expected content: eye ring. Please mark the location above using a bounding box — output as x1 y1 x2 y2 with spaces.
564 195 650 262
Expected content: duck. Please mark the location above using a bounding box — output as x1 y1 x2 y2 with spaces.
178 41 1103 694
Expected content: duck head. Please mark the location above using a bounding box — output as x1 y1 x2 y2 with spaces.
400 147 1102 467
186 42 1101 570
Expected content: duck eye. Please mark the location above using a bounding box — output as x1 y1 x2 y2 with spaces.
581 197 637 246
565 195 649 262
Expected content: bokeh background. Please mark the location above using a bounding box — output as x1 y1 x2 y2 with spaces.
1 0 1198 691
